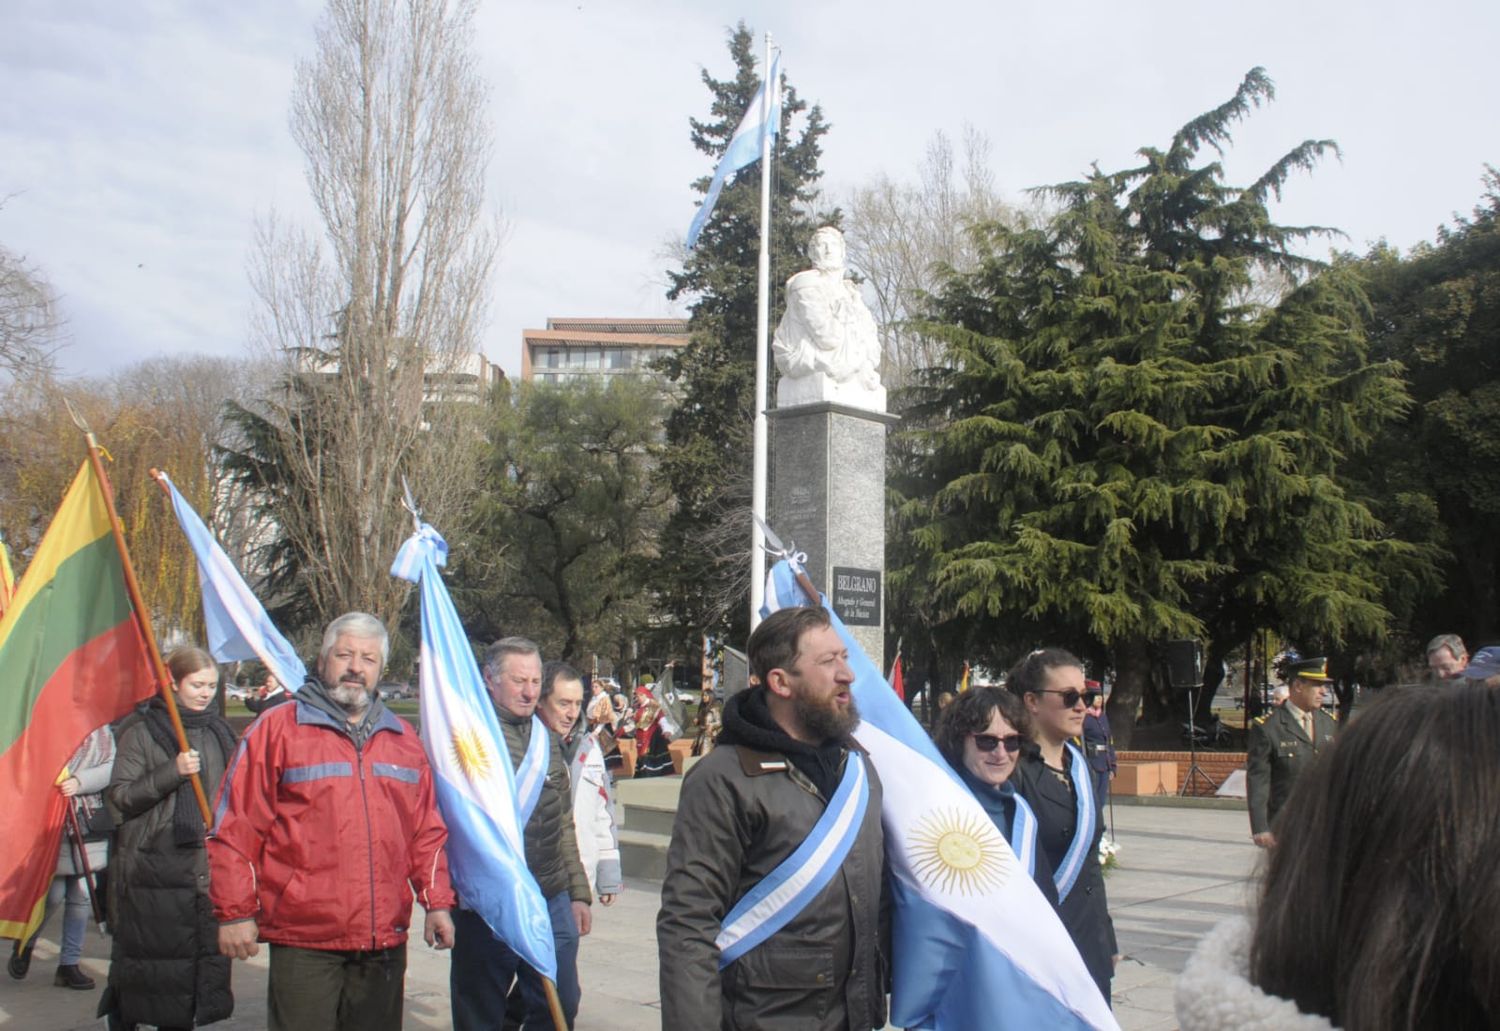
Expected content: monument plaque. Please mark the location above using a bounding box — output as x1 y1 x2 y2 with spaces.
831 567 880 626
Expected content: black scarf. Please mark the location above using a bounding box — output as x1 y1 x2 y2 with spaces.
718 687 846 800
141 697 237 847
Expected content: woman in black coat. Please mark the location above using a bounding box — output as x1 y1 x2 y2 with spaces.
99 647 237 1031
1008 648 1118 1007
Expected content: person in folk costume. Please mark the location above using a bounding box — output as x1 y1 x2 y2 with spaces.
691 688 723 757
1007 648 1118 1008
632 683 675 779
7 723 116 990
100 646 237 1030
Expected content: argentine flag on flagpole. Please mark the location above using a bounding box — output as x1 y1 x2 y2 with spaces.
157 471 306 692
391 522 557 981
684 50 782 249
762 560 1119 1030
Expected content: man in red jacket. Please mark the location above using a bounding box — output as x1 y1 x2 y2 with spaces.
208 612 455 1031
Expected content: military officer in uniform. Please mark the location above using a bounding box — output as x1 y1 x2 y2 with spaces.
1246 657 1337 848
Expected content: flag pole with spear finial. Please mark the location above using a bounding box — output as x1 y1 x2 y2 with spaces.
66 400 212 825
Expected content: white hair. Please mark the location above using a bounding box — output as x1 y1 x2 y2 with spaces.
320 612 390 665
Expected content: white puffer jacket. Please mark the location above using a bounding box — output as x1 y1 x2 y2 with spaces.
1175 917 1335 1031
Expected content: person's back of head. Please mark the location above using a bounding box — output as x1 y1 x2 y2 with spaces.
1251 683 1500 1029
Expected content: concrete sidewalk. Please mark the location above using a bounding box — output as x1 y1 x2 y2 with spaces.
0 801 1257 1029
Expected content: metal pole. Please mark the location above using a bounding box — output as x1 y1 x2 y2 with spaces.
63 804 106 933
748 31 775 633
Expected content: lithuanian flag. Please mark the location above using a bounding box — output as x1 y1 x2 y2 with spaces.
0 536 14 618
0 461 156 941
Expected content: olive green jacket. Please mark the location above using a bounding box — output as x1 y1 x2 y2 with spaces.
1246 703 1337 834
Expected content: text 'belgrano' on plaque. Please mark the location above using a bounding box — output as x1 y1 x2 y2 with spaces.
832 567 881 627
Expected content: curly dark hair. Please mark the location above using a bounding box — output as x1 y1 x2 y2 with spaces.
932 687 1033 769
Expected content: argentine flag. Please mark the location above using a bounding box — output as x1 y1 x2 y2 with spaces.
763 560 1118 1030
391 523 556 980
159 471 306 692
684 50 782 249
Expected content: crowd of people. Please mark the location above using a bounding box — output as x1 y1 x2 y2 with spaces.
7 613 1498 1030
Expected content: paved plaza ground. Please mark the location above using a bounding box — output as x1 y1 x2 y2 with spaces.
1 800 1258 1030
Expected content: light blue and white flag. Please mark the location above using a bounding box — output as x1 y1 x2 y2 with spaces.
159 471 306 691
762 560 1118 1030
684 50 782 249
391 523 556 980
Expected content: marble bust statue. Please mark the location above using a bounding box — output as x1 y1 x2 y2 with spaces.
771 226 886 412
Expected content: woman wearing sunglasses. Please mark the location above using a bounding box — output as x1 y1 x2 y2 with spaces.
1008 648 1118 1007
932 687 1059 906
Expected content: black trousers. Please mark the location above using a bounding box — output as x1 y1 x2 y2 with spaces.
268 942 407 1031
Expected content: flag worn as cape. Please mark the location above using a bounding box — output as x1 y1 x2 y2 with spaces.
390 523 557 979
0 461 157 941
763 560 1117 1030
158 471 306 692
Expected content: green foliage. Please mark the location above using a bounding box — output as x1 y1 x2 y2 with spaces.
652 22 835 651
893 69 1414 737
1347 168 1500 655
450 378 669 670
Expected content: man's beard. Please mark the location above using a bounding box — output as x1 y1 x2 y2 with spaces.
792 689 860 741
331 678 372 716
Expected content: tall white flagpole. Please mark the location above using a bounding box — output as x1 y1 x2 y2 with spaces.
749 32 774 631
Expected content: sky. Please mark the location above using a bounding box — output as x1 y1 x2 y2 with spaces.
2 0 1495 381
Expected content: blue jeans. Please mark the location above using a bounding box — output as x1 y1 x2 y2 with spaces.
450 892 580 1030
28 876 90 965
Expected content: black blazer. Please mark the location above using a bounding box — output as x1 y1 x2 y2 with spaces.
1011 747 1117 1004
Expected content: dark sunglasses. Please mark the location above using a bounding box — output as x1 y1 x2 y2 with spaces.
1040 688 1098 709
971 733 1023 755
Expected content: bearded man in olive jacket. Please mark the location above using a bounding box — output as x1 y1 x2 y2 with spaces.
657 607 888 1030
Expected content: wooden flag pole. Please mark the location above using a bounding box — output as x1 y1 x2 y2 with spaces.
70 415 212 824
542 977 567 1031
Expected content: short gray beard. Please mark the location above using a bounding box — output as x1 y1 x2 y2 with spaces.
331 680 372 716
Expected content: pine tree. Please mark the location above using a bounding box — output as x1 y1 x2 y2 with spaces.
652 23 834 652
896 69 1414 743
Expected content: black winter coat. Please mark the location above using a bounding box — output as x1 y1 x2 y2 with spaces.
99 709 234 1028
1012 747 1117 1005
496 707 592 904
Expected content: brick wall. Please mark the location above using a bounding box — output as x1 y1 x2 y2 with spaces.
1118 750 1246 798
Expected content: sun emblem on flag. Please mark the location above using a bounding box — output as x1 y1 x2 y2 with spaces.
907 807 1009 896
451 726 494 782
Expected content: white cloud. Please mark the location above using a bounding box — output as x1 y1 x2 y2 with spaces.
2 0 1495 381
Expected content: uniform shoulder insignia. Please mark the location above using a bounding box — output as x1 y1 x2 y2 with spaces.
1253 714 1269 725
1329 711 1339 721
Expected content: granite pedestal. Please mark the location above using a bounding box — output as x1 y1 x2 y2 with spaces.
768 400 898 666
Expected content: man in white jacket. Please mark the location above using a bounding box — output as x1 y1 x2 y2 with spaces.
538 662 621 904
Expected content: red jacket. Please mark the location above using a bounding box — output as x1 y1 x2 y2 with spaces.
207 696 455 951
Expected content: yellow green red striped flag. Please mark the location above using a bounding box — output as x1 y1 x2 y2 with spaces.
0 461 156 941
0 536 14 619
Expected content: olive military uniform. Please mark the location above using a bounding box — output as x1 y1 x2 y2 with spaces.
1245 702 1337 835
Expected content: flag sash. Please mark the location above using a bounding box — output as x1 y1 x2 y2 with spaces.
1010 791 1038 881
715 753 869 968
1053 743 1097 903
514 717 548 827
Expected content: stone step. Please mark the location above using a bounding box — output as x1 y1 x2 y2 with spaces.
619 801 679 838
618 828 671 881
